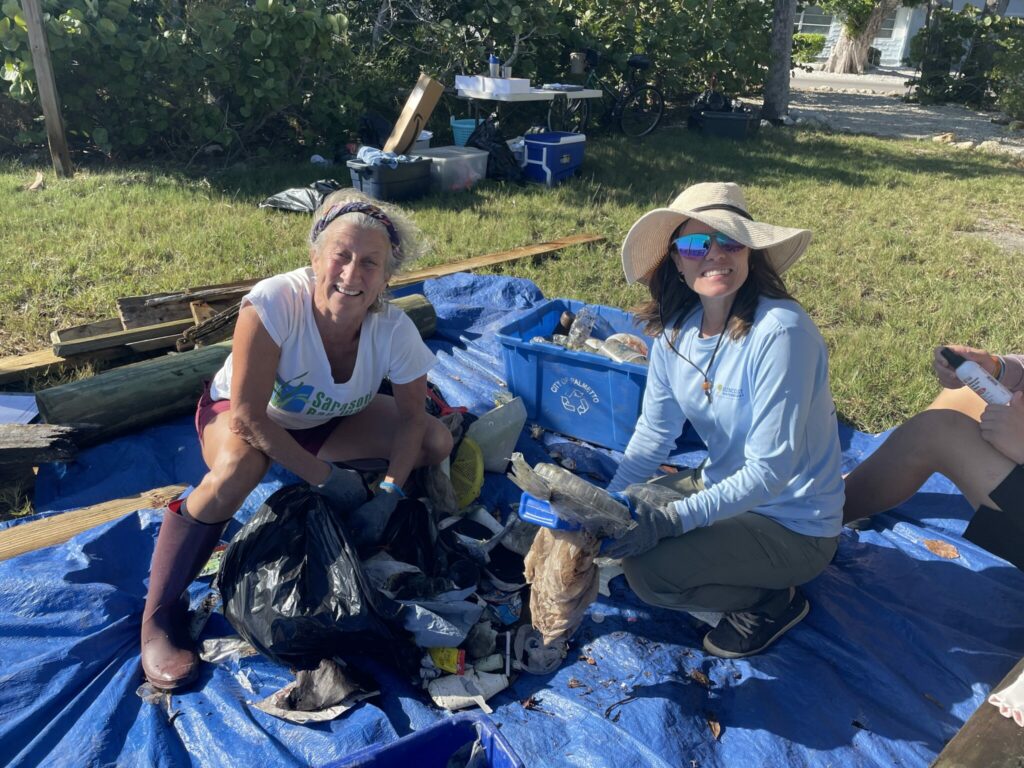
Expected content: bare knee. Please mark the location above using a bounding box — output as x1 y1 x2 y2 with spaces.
891 409 980 475
195 446 269 519
422 419 454 466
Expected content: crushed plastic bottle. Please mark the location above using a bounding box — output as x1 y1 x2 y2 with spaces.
599 338 647 364
566 307 598 350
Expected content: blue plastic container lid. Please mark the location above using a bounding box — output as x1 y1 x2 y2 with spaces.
517 492 581 531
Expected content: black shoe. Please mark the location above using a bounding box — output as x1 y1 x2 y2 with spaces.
702 588 809 659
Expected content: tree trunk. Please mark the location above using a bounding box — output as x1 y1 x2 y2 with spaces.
762 0 798 121
822 0 900 74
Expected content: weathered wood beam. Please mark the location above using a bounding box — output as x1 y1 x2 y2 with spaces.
21 0 73 178
35 342 233 446
117 281 255 329
930 655 1024 767
51 318 195 357
0 423 79 465
0 484 187 562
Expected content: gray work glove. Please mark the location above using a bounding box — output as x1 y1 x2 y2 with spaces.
600 483 685 559
345 486 402 547
314 464 370 511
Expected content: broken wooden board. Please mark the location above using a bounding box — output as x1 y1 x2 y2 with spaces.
931 655 1024 768
0 484 187 562
0 423 79 465
116 279 257 329
0 346 128 386
51 317 196 358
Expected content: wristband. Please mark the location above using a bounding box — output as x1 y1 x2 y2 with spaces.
992 354 1005 381
378 480 405 498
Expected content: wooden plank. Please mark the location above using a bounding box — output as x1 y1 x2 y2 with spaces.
395 233 605 285
21 0 73 178
52 318 195 357
0 423 78 465
0 484 187 562
50 317 124 346
0 346 131 386
189 300 219 325
931 656 1024 768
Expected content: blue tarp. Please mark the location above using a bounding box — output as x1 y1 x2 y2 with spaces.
2 273 1022 767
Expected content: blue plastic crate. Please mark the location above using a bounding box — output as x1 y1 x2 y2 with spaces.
496 298 652 452
522 131 585 186
326 713 525 768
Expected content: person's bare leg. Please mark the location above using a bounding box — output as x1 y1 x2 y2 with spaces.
316 394 453 468
183 411 270 524
843 407 1013 523
926 385 986 421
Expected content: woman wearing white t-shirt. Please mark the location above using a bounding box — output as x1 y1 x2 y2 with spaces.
140 190 452 691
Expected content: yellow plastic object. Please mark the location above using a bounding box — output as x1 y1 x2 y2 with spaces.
451 437 485 509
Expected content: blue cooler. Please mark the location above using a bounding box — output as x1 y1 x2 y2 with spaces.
522 132 585 186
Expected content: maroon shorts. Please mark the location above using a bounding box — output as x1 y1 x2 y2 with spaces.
194 383 343 457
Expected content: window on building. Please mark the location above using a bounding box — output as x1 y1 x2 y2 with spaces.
875 9 898 39
794 6 834 35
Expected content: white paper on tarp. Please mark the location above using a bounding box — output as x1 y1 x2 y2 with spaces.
0 393 38 424
254 686 379 724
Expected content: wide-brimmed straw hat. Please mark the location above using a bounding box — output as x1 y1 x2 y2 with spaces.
621 182 812 285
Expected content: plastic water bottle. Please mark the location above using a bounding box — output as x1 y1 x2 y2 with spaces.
940 347 1012 405
488 54 501 78
567 307 598 350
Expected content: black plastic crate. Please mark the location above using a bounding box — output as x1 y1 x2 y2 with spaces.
701 110 761 140
346 157 432 201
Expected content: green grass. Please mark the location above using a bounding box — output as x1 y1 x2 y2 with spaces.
2 126 1023 433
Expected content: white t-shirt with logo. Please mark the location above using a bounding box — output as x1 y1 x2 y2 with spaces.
209 267 436 430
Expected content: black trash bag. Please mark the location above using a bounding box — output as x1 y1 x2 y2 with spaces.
364 497 437 573
219 484 402 668
467 119 524 184
258 179 343 213
358 110 394 149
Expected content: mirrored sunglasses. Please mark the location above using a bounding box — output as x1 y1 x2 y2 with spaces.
672 232 746 260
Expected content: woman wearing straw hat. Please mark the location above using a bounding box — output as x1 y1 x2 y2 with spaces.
603 181 844 658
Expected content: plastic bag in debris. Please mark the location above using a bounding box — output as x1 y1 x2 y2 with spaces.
218 484 401 668
358 110 394 149
467 119 524 184
258 179 343 213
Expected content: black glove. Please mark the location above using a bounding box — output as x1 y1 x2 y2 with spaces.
313 464 370 511
601 483 685 559
346 486 402 547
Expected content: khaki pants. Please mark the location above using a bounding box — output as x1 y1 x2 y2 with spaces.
621 469 838 613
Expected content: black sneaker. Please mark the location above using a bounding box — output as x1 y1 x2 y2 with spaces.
702 588 809 659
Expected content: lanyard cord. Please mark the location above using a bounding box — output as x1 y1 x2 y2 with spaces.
659 296 731 403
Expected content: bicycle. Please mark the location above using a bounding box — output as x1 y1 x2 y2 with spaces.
546 49 664 138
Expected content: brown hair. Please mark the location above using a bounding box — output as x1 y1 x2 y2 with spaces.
634 248 797 340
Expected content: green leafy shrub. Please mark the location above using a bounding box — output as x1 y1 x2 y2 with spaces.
991 17 1024 119
1 0 778 157
792 32 826 65
0 0 355 158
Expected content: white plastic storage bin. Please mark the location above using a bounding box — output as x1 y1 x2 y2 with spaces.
414 145 489 192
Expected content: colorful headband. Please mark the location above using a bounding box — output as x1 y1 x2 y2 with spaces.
311 202 402 258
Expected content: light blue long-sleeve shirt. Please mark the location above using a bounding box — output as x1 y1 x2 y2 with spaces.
608 298 844 538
